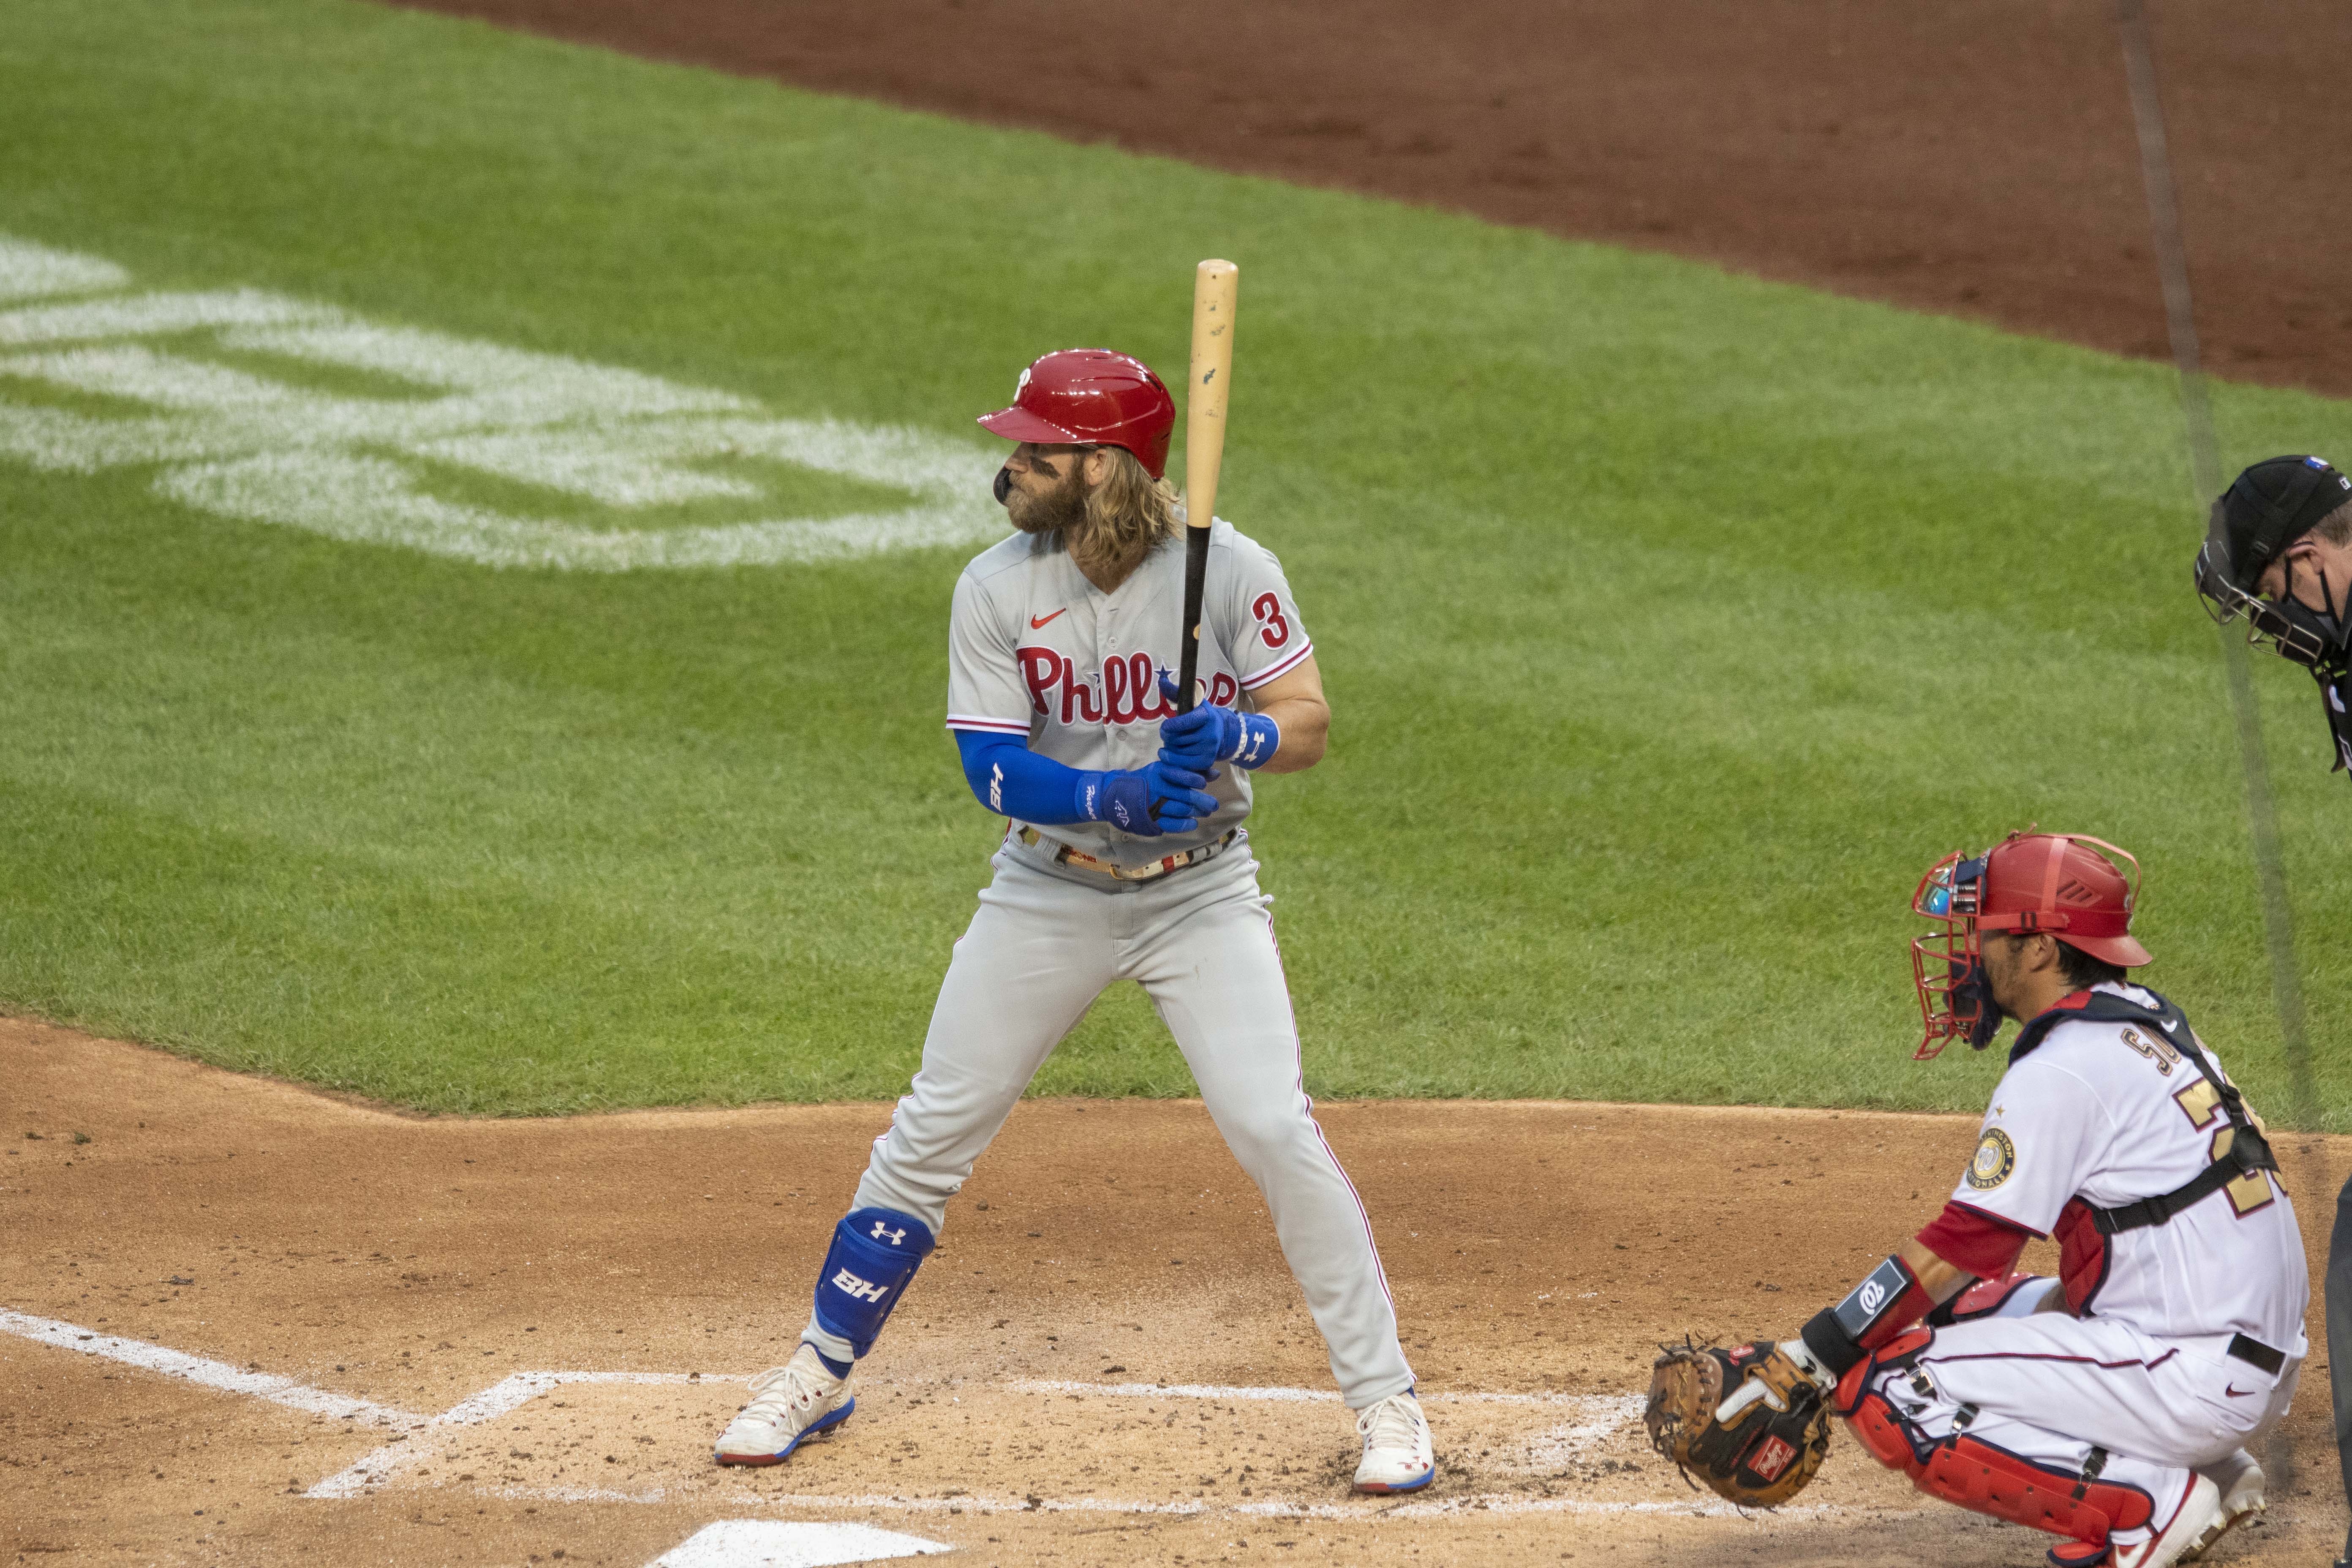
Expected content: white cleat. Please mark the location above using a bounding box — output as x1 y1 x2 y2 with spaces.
1352 1388 1435 1494
2111 1474 2220 1568
2180 1449 2265 1562
712 1343 854 1466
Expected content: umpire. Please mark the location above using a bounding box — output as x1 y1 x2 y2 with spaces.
2193 452 2352 1563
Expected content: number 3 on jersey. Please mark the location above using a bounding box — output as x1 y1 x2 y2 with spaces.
2172 1077 2276 1217
1252 591 1291 649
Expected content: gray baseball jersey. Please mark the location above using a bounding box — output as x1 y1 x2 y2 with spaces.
945 516 1313 865
795 509 1416 1413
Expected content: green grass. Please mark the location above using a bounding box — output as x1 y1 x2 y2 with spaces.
4 0 2351 1121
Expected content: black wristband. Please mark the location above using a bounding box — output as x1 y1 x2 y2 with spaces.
1804 1253 1923 1377
1800 1307 1865 1378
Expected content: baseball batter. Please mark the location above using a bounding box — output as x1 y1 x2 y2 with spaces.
1688 832 2305 1568
712 348 1434 1492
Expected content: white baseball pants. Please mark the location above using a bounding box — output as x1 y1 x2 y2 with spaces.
1868 1312 2302 1546
802 834 1416 1408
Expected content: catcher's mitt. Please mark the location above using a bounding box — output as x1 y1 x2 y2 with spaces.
1643 1339 1832 1508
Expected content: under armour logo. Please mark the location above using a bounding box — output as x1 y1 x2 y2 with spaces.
830 1268 890 1303
869 1221 908 1246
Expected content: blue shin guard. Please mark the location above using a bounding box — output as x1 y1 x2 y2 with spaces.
811 1207 936 1359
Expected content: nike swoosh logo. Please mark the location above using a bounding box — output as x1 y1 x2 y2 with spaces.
2225 1384 2254 1397
1030 609 1067 629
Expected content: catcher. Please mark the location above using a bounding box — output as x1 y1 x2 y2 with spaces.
1648 832 2306 1568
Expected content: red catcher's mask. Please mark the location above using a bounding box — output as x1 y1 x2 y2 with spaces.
977 349 1176 480
1908 832 2151 1060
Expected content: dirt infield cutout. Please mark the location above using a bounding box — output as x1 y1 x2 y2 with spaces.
4 1017 2343 1565
5 1302 1937 1550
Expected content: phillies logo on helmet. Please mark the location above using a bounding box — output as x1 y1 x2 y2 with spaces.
1018 645 1238 725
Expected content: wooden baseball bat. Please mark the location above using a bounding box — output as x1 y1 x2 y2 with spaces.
1176 258 1238 716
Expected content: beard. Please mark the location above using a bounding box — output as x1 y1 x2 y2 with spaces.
1003 463 1090 537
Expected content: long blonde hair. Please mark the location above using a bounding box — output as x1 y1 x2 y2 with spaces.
1078 446 1181 564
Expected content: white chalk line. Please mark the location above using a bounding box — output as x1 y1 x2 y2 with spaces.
1006 1378 1634 1409
0 1312 1902 1527
308 1370 697 1498
0 1309 420 1427
482 1480 1876 1524
321 1376 1638 1503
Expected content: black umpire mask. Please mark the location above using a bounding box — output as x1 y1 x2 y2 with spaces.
2195 455 2352 773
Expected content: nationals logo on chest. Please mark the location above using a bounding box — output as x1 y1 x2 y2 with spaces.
1018 646 1240 725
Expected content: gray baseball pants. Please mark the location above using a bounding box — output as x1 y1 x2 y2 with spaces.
800 832 1415 1408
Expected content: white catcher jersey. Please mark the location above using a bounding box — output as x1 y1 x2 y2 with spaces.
1953 983 2307 1354
944 517 1314 868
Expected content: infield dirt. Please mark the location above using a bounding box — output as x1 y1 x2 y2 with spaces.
3 1015 2343 1565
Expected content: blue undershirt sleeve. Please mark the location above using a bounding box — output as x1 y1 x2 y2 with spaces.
954 730 1094 824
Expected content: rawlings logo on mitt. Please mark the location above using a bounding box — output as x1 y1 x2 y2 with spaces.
1643 1339 1832 1508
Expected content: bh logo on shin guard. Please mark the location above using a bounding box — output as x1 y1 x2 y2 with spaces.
813 1207 937 1359
831 1269 892 1304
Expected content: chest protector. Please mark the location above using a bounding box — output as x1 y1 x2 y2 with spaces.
2009 990 2281 1314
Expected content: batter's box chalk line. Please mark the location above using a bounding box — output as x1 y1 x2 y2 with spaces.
0 1309 422 1427
308 1369 697 1498
0 1310 1889 1525
483 1481 1858 1524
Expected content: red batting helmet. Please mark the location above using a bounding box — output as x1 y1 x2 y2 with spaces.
977 349 1175 479
1908 832 2149 1059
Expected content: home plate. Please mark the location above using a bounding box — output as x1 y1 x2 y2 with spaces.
646 1520 950 1567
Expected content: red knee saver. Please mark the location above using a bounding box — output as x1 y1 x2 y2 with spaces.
1836 1330 2152 1547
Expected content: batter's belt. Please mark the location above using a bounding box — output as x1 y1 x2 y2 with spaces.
1013 825 1238 882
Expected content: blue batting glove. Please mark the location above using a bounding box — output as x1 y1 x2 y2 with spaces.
1157 674 1280 771
1086 760 1217 838
1142 757 1219 834
1087 772 1158 836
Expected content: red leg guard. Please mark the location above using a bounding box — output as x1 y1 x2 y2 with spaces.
1916 1433 2152 1545
1834 1324 1933 1417
1842 1381 2154 1547
1843 1379 1920 1467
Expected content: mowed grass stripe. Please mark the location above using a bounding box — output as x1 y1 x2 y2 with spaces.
2 0 2349 1119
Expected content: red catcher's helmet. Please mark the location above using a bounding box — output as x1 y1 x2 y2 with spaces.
1908 832 2150 1059
977 349 1175 479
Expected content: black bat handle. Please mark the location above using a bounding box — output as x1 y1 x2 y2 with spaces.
1175 525 1211 714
